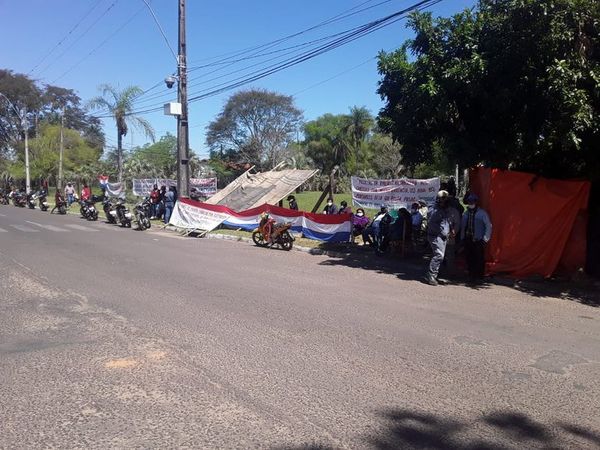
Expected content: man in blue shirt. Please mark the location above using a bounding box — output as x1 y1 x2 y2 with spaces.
461 193 493 282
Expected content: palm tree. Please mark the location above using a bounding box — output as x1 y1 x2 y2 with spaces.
88 84 155 182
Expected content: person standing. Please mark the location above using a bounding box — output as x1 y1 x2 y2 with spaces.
150 185 160 219
64 182 75 206
425 190 461 286
163 186 176 224
461 193 492 283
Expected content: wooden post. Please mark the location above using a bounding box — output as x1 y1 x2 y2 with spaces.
311 166 338 213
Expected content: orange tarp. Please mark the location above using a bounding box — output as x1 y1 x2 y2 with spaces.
470 167 590 278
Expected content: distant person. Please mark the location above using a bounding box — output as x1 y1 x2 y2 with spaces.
425 190 461 286
287 195 298 210
362 205 391 246
163 186 176 224
351 208 369 243
461 193 492 283
323 198 338 214
150 185 160 219
50 190 65 214
338 200 352 214
81 184 91 202
64 182 75 206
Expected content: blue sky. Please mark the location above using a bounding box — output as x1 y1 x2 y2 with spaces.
1 0 476 157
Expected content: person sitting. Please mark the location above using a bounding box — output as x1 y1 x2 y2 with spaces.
323 197 338 214
362 205 391 246
51 190 66 214
351 208 369 243
338 200 352 214
287 195 298 210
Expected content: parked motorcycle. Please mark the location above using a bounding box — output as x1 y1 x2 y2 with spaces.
0 190 9 205
10 190 26 207
115 198 132 227
103 198 118 224
252 213 294 251
134 197 152 230
79 199 98 221
55 197 67 215
33 190 49 211
26 192 36 209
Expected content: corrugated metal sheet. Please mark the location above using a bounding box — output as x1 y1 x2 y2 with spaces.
205 168 319 211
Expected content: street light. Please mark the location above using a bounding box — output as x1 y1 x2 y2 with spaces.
0 92 31 193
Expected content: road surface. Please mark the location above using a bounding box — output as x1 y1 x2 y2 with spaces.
1 205 599 449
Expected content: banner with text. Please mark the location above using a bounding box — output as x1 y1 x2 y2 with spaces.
132 178 217 197
351 176 440 210
169 198 352 242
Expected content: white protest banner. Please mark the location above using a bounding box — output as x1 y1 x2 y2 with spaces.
351 176 440 210
190 177 217 197
132 178 217 197
168 199 231 231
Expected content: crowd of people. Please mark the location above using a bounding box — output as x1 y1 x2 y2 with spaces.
286 184 492 286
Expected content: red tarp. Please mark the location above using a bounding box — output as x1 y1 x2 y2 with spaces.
469 167 590 278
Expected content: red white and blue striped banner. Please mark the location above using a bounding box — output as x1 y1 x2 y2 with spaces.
170 198 352 242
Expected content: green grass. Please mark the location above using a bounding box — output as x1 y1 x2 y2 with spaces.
293 191 378 218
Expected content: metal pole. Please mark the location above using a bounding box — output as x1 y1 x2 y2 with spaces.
23 110 31 194
58 112 64 191
177 0 190 198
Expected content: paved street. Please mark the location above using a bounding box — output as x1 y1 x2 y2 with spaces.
1 205 599 449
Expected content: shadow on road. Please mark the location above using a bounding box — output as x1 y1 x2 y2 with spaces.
316 250 600 307
278 409 600 449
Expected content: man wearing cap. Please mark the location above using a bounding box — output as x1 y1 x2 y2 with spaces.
425 190 461 286
461 193 492 282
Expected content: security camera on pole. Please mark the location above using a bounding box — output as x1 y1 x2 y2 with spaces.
163 0 190 198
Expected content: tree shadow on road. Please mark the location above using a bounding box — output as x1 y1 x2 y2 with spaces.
316 251 600 308
277 408 600 449
368 408 600 449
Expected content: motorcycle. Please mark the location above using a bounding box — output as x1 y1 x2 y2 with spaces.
103 198 118 224
26 192 36 209
115 198 132 228
33 190 49 211
10 190 27 207
252 213 294 251
55 197 67 215
79 199 98 221
134 197 152 230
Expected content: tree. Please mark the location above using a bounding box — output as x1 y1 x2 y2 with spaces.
302 107 376 175
377 0 600 181
124 133 177 179
88 84 155 182
0 69 40 154
206 89 303 169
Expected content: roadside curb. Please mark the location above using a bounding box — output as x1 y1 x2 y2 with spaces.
204 231 355 258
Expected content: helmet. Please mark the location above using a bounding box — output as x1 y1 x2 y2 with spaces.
436 190 449 199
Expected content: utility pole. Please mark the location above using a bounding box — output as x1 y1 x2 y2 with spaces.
177 0 190 197
23 109 31 194
58 112 64 191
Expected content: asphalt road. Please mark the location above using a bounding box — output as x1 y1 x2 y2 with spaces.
1 205 599 449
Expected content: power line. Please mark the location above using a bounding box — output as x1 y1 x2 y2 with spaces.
130 0 393 106
103 0 440 118
37 0 120 77
28 0 106 75
52 2 147 83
